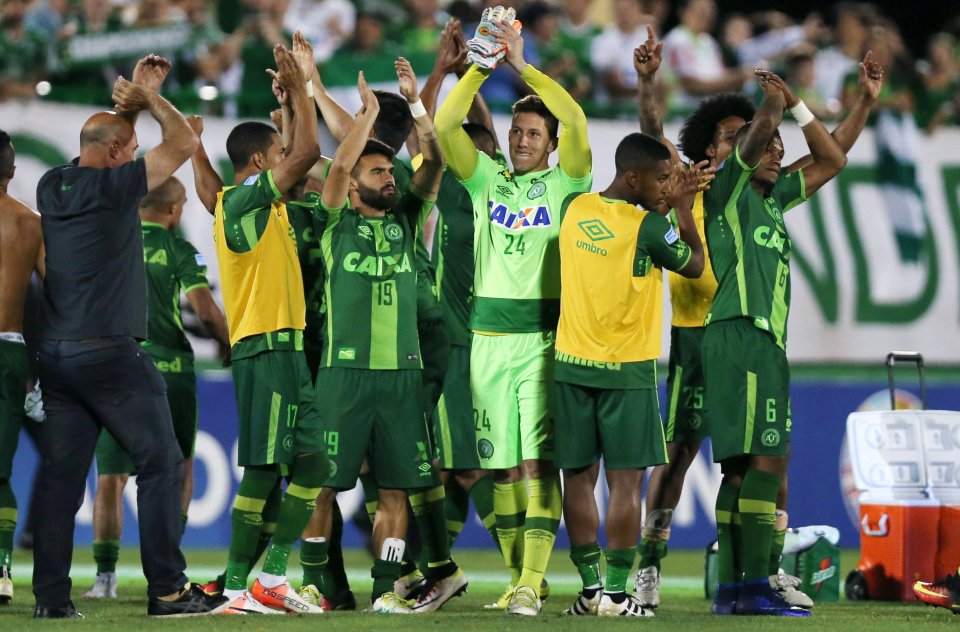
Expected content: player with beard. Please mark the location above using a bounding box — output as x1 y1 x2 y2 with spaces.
308 61 456 614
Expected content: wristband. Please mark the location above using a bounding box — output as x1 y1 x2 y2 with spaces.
409 99 427 118
789 100 815 127
305 81 314 98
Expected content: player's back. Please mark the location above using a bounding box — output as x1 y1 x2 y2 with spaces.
0 195 42 332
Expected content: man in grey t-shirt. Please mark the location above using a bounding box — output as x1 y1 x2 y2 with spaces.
31 55 224 619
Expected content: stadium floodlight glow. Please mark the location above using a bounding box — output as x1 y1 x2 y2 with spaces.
35 81 52 97
198 85 219 101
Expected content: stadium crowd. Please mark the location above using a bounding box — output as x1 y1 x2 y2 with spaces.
3 0 960 624
1 0 959 125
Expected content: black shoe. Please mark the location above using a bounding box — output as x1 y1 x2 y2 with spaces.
148 584 227 617
34 602 84 619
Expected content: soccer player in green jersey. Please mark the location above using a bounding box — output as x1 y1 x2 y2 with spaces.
435 11 592 615
308 63 462 614
82 177 230 600
631 27 884 611
702 70 848 616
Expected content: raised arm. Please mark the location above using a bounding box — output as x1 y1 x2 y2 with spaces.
267 45 321 194
787 52 883 172
112 78 198 192
493 20 590 178
735 71 787 167
664 161 711 278
634 25 679 163
397 57 443 202
186 116 223 215
186 286 231 365
435 65 489 180
422 18 467 119
322 72 380 209
118 54 171 128
291 31 355 142
765 73 846 197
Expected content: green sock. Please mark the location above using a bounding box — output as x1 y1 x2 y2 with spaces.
300 538 328 589
261 453 326 578
468 476 499 551
570 542 602 589
225 467 279 590
92 539 120 574
637 537 668 571
371 559 402 601
770 528 786 576
326 500 350 596
493 480 528 585
0 482 15 569
604 547 636 593
715 479 741 586
410 485 455 579
444 481 470 545
359 471 379 524
518 475 562 596
738 469 780 582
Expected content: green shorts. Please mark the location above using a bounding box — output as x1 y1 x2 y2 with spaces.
0 340 29 479
317 367 434 490
664 326 709 444
470 331 555 470
419 317 451 419
95 367 199 475
232 350 325 467
702 319 791 463
434 344 480 470
554 381 667 470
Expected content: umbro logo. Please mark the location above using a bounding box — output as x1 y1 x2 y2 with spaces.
578 219 615 242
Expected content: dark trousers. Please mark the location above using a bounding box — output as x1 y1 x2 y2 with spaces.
33 337 187 605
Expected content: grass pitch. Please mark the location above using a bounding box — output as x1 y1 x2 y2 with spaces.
1 548 955 630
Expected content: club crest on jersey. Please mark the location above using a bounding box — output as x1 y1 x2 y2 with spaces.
488 200 552 230
385 223 404 243
527 181 547 200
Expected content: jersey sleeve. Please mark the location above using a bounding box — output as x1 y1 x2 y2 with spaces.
394 189 434 231
314 198 345 237
103 157 148 212
704 144 756 212
173 235 210 294
221 170 282 225
773 168 808 213
636 212 692 275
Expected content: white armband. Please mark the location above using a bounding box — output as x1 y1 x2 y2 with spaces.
305 81 314 98
789 100 815 127
409 99 427 118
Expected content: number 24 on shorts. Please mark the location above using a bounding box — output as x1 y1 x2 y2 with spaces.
474 408 491 432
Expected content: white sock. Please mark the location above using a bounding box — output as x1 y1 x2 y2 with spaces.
223 588 244 600
257 572 285 589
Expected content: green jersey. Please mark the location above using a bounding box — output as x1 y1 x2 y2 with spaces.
393 158 442 322
287 192 326 350
703 147 808 349
432 168 475 347
140 222 209 366
460 151 592 332
315 191 433 370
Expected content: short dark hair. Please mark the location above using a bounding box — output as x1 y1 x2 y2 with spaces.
512 95 559 139
732 122 782 147
462 122 496 148
678 92 756 163
226 122 278 170
0 130 13 175
139 177 184 211
352 138 396 176
614 133 671 174
373 90 414 153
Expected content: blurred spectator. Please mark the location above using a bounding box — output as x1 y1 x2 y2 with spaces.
25 0 68 43
815 2 877 114
322 8 402 88
662 0 749 113
590 0 652 103
130 0 180 27
917 33 959 133
0 0 48 100
785 47 834 119
720 11 821 68
541 0 595 101
282 0 354 63
389 0 445 55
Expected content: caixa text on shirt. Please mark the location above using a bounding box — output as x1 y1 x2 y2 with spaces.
487 200 553 230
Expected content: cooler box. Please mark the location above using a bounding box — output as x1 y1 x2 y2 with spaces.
844 354 960 600
780 536 842 602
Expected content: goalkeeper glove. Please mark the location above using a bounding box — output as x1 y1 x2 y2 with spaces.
466 5 522 70
25 380 45 422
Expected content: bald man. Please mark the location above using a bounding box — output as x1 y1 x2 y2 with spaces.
31 67 224 618
83 177 230 600
0 130 44 608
